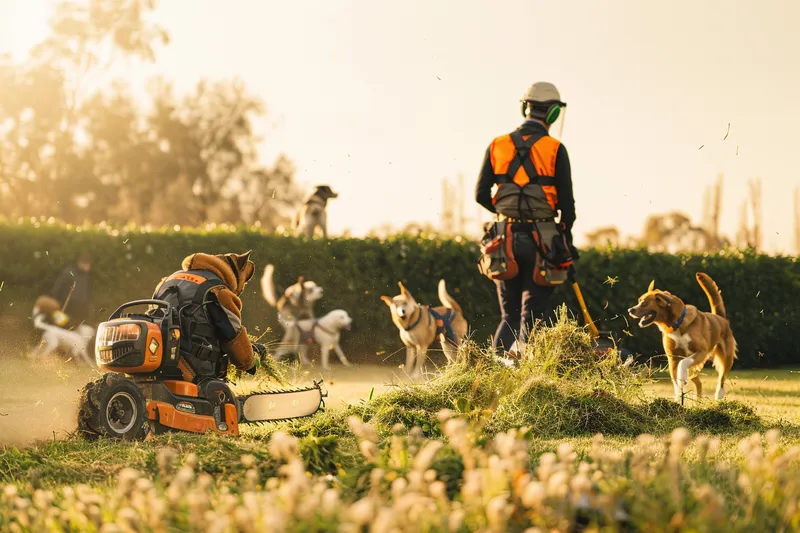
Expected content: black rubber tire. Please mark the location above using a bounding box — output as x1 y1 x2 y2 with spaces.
76 374 150 441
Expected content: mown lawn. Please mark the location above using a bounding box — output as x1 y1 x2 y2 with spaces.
2 319 800 532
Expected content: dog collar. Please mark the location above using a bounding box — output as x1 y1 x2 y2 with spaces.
403 306 427 331
671 306 687 331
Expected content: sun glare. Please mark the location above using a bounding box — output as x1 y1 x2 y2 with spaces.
0 0 52 60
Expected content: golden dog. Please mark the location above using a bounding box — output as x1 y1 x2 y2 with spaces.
628 272 737 402
381 280 468 378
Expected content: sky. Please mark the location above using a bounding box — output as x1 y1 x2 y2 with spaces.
1 0 799 254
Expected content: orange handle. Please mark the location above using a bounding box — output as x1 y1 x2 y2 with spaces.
572 282 600 338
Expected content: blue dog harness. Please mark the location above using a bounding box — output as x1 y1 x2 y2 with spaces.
404 306 458 344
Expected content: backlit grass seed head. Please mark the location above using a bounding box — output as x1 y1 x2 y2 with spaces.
240 454 257 468
547 470 570 500
449 508 466 531
185 452 198 470
413 441 443 472
486 495 513 533
370 468 386 495
522 481 546 509
321 488 340 518
269 431 300 461
461 471 483 505
766 428 781 449
32 489 53 510
348 497 376 526
359 440 379 462
391 478 408 500
347 416 378 443
557 442 577 465
116 468 140 497
156 447 178 476
536 453 557 483
371 507 396 533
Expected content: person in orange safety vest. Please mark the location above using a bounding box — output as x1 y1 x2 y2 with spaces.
474 81 578 356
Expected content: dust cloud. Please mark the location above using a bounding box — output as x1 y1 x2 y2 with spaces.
0 354 97 448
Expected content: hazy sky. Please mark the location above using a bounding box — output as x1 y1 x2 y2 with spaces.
1 0 799 253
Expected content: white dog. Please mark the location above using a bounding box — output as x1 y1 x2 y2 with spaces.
260 264 324 328
271 309 353 370
31 306 95 366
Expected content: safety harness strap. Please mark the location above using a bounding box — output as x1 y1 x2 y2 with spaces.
497 131 558 187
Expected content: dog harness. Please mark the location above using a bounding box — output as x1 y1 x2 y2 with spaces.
294 320 335 345
404 306 458 345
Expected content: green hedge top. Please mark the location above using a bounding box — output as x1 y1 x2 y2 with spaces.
0 219 797 368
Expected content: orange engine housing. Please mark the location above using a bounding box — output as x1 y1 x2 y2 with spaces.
94 318 180 374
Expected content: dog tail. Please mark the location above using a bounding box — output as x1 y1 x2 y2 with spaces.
261 264 279 307
438 279 462 314
696 272 727 319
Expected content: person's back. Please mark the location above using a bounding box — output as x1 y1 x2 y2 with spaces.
475 82 578 356
50 251 93 326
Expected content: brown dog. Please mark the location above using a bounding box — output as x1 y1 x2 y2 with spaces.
381 280 468 378
292 185 339 239
628 273 737 402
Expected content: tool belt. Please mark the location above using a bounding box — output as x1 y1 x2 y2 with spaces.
477 219 518 281
478 215 574 286
531 217 573 287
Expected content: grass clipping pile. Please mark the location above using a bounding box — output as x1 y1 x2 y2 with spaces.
348 308 761 439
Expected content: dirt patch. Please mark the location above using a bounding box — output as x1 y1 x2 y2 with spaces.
0 352 407 448
0 355 98 447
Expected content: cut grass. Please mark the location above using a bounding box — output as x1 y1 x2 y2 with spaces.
1 308 798 492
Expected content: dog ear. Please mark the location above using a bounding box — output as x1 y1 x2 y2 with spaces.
648 280 655 292
655 293 673 307
236 251 255 282
398 281 410 297
380 296 393 307
235 250 252 268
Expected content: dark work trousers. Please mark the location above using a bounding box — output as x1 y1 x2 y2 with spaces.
492 229 556 352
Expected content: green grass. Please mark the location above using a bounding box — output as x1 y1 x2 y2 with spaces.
3 310 800 531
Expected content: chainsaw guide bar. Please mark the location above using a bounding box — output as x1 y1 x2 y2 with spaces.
236 380 327 423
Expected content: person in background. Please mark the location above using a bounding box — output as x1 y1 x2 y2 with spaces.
474 81 578 355
50 251 94 326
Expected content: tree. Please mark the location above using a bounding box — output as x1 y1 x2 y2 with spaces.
638 211 717 254
0 0 167 222
736 177 763 251
0 0 301 230
585 226 621 248
702 173 725 249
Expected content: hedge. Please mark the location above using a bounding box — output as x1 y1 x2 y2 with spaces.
0 219 797 369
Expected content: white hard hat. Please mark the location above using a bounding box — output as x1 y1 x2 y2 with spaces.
521 82 565 105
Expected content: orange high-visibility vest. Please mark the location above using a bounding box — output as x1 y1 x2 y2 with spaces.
489 131 560 211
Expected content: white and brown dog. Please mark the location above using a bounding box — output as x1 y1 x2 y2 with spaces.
261 264 324 327
31 295 95 366
292 185 339 239
381 280 468 378
271 309 353 370
628 273 737 403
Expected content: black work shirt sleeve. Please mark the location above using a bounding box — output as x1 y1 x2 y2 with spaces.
475 145 496 214
205 293 240 344
50 265 74 304
555 143 576 232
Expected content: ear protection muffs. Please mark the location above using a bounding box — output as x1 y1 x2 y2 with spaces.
521 101 563 125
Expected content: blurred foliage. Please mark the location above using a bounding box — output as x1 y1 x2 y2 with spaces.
0 219 797 369
0 0 302 229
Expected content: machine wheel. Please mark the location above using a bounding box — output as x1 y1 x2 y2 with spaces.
76 374 150 441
